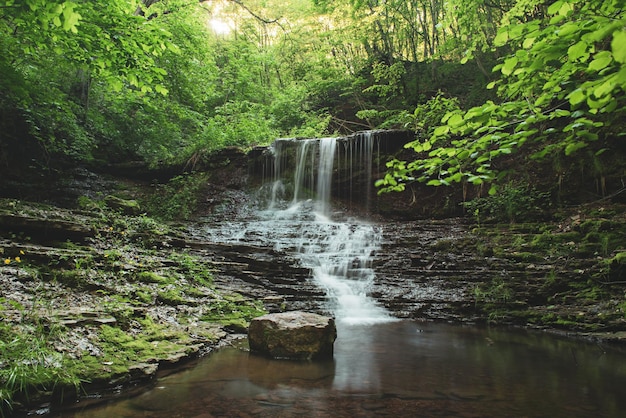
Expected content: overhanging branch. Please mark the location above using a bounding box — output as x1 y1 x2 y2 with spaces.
198 0 282 26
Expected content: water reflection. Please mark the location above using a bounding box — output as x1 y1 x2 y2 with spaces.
57 321 626 418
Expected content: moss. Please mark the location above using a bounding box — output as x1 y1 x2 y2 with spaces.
136 271 170 284
133 288 154 304
613 251 626 264
170 252 214 287
185 286 209 297
156 288 186 305
431 238 456 251
69 320 192 381
508 251 544 262
201 297 266 327
608 251 626 280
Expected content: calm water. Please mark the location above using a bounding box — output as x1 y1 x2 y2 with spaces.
58 321 626 418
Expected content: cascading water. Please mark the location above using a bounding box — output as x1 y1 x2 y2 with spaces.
204 135 394 325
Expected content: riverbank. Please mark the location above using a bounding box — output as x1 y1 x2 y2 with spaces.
0 195 267 416
1 168 625 416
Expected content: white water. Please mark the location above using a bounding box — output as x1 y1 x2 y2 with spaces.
205 136 395 325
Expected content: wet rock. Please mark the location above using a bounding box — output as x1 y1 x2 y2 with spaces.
104 195 141 215
129 362 159 380
248 311 336 360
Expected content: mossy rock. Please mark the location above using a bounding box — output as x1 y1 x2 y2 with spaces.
248 311 336 360
609 251 626 280
104 195 141 215
136 271 170 284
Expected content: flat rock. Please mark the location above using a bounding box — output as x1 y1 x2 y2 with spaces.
248 311 336 360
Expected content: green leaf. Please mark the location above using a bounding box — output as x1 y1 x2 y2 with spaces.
155 84 169 96
553 109 571 118
612 30 626 64
523 37 536 49
427 179 442 186
565 141 588 155
568 89 586 106
588 51 613 72
501 57 518 76
465 175 478 184
557 22 580 38
568 41 589 62
557 1 573 16
616 67 626 89
593 77 616 98
547 1 563 15
494 30 509 47
447 113 464 127
433 125 450 136
62 3 81 32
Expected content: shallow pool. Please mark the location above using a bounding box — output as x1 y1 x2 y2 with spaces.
57 320 626 418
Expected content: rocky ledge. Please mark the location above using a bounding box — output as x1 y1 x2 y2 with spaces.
1 187 625 415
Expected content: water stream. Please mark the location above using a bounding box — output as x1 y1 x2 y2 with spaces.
205 136 394 324
57 135 626 417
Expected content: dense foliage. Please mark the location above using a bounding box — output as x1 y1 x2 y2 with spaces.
1 0 624 190
377 0 626 195
0 0 337 170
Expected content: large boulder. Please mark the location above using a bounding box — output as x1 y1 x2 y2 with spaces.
248 311 337 360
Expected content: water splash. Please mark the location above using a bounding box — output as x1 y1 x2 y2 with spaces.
300 217 394 325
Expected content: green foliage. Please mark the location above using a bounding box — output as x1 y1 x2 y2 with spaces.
407 92 462 137
474 275 514 305
0 322 80 414
379 0 626 195
362 61 406 102
1 0 335 171
169 252 213 287
462 183 551 223
143 173 208 221
375 92 462 192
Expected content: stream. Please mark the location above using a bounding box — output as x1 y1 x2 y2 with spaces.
56 136 626 417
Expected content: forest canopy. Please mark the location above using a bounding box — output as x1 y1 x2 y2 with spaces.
0 0 624 193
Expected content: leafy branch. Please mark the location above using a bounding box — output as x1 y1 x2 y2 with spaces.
378 0 626 195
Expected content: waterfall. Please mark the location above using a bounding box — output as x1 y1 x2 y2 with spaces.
315 137 336 217
265 135 393 324
292 139 314 205
207 133 395 324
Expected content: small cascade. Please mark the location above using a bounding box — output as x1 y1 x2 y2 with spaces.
314 137 336 217
208 132 396 324
264 133 380 212
265 135 393 324
336 131 376 211
292 139 314 205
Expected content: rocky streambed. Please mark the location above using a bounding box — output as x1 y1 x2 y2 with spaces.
1 174 626 415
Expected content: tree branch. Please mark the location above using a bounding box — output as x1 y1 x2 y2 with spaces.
229 0 280 25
